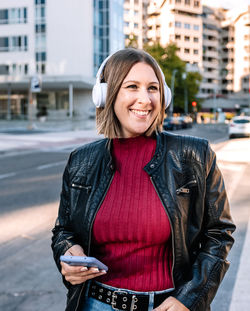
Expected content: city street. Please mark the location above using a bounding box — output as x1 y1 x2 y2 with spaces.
0 124 249 311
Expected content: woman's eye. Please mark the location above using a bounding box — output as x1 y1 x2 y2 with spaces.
127 84 137 89
149 85 159 91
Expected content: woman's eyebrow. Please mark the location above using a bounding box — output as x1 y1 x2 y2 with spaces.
123 80 159 84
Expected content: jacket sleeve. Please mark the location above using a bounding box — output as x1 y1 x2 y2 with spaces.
51 154 78 288
172 143 236 311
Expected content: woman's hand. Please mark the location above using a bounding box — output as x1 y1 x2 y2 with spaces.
60 245 106 285
153 297 189 311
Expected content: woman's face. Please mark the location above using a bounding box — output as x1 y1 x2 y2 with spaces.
114 62 161 138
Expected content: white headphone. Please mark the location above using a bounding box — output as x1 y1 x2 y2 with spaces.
92 52 172 109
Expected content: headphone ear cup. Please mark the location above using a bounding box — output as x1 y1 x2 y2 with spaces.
100 83 107 107
164 84 172 108
92 82 107 108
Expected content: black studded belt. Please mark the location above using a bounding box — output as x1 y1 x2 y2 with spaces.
88 282 173 311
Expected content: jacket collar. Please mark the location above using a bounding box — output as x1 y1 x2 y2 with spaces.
106 132 165 175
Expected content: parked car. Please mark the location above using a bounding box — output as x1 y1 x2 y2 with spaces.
163 116 182 131
178 115 193 128
163 115 193 131
228 116 250 138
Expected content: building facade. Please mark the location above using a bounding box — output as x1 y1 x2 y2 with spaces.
0 0 124 121
124 0 150 49
199 6 221 98
234 6 250 96
146 1 250 110
147 0 203 69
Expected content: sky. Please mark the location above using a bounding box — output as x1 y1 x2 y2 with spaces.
202 0 250 10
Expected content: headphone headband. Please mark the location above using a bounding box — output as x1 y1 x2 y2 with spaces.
92 51 172 109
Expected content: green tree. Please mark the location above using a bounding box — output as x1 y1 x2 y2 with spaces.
125 33 139 49
144 43 202 112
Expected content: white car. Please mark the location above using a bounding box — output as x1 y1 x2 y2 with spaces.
229 116 250 139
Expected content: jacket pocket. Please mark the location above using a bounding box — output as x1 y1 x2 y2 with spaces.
69 182 92 214
71 183 91 193
176 179 197 195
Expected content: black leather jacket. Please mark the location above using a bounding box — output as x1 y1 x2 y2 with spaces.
51 132 235 311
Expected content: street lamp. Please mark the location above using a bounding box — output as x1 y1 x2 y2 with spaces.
169 69 177 116
182 72 188 114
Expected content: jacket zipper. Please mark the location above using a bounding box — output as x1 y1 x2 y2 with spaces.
74 171 115 311
150 177 176 290
176 180 197 195
87 172 115 256
71 183 91 193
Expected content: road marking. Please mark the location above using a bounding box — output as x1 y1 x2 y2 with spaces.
0 172 16 180
37 160 66 170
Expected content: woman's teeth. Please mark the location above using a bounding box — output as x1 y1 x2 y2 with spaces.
131 109 149 116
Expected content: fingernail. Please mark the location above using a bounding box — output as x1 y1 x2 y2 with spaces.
100 270 107 273
92 268 99 272
80 267 88 271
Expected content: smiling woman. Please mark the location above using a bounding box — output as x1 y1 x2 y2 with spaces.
52 48 235 311
95 49 169 139
114 62 161 138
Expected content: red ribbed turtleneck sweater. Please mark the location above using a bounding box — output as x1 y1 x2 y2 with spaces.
92 135 173 291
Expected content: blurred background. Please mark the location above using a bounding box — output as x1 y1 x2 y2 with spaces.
0 0 250 311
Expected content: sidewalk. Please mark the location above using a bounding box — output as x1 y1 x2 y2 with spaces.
0 118 96 132
0 119 100 156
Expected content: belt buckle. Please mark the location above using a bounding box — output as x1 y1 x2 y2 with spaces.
111 290 129 310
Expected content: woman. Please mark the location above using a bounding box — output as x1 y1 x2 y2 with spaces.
51 48 235 311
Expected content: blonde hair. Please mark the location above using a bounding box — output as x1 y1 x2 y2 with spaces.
96 48 165 138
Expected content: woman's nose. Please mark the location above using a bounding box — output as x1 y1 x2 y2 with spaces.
137 88 151 104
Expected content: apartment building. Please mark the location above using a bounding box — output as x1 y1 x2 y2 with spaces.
124 0 149 48
147 0 203 69
199 6 221 98
234 6 250 96
147 1 250 109
0 0 124 121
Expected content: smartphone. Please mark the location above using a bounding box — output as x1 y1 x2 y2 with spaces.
60 255 108 271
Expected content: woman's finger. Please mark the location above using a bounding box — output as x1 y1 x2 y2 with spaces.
65 270 106 285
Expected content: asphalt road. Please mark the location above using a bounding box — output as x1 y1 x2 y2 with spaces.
0 124 249 311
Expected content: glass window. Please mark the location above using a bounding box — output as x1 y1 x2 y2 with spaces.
0 65 9 75
36 6 45 21
24 8 27 21
194 1 199 7
35 24 46 33
184 36 190 41
0 9 8 24
184 23 190 29
124 21 129 27
175 34 181 40
194 37 199 42
175 21 181 28
194 49 199 54
0 37 9 51
134 23 138 28
35 0 46 5
35 34 46 50
24 64 28 74
185 0 190 4
184 48 190 53
9 8 18 23
194 24 199 31
36 52 46 61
